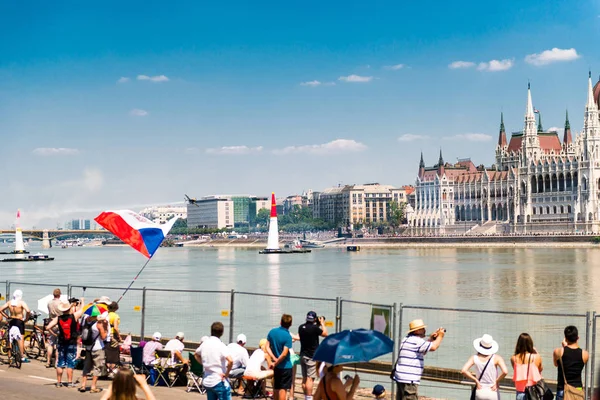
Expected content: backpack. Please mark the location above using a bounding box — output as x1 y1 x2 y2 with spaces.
80 317 97 347
57 314 78 344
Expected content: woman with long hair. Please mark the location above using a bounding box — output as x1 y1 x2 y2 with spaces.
461 334 508 400
100 367 156 400
313 364 360 400
510 333 543 400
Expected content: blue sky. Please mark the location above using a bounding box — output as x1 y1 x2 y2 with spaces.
1 0 599 227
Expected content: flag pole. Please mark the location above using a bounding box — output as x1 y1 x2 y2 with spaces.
117 257 152 304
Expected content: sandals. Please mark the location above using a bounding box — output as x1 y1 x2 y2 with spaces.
90 388 103 393
78 387 86 393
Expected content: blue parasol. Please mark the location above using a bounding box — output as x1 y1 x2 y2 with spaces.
312 329 394 365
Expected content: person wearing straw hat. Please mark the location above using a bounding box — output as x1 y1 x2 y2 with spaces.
461 334 508 400
391 319 445 400
45 299 85 388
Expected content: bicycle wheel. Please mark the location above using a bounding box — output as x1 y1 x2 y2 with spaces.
0 332 7 356
12 339 22 369
25 334 41 359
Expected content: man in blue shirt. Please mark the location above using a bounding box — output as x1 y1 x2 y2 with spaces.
267 314 293 400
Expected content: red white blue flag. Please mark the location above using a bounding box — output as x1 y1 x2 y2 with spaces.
94 210 178 258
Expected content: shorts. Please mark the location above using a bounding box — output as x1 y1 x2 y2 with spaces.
47 333 57 346
8 319 25 335
273 368 293 390
301 356 317 379
396 382 418 400
56 344 77 369
105 344 120 364
83 348 106 377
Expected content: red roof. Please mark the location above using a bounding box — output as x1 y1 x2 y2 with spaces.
506 132 562 153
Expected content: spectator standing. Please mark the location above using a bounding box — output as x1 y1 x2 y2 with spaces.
461 334 508 400
0 289 31 363
553 326 588 400
106 301 122 374
46 300 84 387
79 312 109 393
267 314 294 400
298 311 328 400
392 319 445 400
227 333 250 379
510 333 543 400
143 332 163 367
195 322 234 400
46 288 63 368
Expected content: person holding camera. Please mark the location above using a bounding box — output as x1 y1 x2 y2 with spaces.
298 311 328 400
45 297 84 387
391 319 445 400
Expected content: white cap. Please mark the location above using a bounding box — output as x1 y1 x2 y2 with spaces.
153 332 162 340
237 334 247 344
12 289 23 301
176 332 185 339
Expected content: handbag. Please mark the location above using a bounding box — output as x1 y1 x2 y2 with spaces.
470 355 493 400
524 354 554 400
558 350 584 400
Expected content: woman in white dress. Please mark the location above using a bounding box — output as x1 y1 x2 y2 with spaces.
461 334 508 400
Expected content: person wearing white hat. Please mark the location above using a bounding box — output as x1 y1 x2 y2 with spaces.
227 333 250 381
391 319 445 400
0 289 32 363
164 331 189 366
143 332 163 366
461 334 508 400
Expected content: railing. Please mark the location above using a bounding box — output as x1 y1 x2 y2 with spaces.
1 281 598 399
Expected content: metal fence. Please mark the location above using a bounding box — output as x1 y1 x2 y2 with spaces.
2 280 599 400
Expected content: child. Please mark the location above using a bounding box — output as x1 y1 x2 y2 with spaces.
372 384 386 399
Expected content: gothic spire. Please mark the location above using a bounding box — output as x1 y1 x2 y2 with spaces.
498 112 507 147
526 82 535 119
438 149 444 166
563 109 572 145
537 111 543 133
587 70 598 111
419 152 425 168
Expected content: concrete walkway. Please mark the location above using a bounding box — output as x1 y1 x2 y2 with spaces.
0 358 205 400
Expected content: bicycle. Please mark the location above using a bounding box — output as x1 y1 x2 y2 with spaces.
23 311 49 361
0 324 8 356
1 316 23 369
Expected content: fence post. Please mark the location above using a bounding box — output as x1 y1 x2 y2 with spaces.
586 311 592 400
338 298 343 332
5 281 9 301
229 290 235 344
140 287 146 340
588 311 596 400
335 297 341 333
67 284 71 298
391 303 397 400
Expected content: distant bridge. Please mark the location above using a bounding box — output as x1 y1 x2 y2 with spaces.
0 230 114 241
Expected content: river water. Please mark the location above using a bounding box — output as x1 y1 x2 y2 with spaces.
1 243 599 397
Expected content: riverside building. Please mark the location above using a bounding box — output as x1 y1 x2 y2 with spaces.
410 74 600 234
187 195 269 229
312 183 408 227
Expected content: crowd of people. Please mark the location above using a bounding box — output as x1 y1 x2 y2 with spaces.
392 318 589 400
0 288 594 400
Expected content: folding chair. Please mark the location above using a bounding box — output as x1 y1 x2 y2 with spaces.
127 346 151 378
186 352 206 394
153 349 185 387
241 375 269 400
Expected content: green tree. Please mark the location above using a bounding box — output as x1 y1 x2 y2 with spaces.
388 201 406 231
255 208 270 228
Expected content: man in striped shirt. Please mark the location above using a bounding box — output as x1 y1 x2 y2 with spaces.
392 319 445 400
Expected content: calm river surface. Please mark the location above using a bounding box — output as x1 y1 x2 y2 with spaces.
2 244 599 313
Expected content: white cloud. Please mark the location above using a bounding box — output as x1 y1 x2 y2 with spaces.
338 75 373 83
449 133 493 142
525 48 580 66
477 59 514 72
117 77 130 83
273 139 367 155
448 61 476 69
32 148 80 156
548 127 564 134
384 64 405 70
130 109 149 117
206 146 264 155
137 74 170 82
398 134 429 142
300 80 322 87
